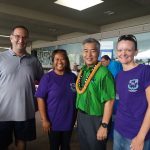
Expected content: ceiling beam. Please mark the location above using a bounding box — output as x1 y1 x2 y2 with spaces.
0 3 99 33
0 27 56 41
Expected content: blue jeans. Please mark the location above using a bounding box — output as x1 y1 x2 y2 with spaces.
113 130 150 150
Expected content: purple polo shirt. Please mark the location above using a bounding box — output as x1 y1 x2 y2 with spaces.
115 64 150 140
35 71 76 131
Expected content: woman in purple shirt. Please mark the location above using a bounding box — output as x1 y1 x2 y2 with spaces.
114 35 150 150
35 49 76 150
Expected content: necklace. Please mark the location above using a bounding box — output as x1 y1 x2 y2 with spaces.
76 62 101 94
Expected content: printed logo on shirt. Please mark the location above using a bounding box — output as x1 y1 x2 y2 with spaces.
70 83 76 92
128 79 139 92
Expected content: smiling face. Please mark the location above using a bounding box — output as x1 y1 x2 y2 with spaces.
10 27 28 55
101 58 110 67
117 40 138 65
83 43 99 67
53 53 66 75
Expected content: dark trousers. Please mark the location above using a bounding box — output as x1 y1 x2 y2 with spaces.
0 119 36 150
48 130 72 150
77 111 111 150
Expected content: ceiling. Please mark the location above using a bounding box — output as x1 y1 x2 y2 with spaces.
0 0 150 49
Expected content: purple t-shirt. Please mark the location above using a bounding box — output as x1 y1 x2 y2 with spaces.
35 71 76 131
115 64 150 140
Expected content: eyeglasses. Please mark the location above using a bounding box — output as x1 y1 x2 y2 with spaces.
12 34 28 41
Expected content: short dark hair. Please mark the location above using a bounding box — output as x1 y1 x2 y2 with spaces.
82 38 100 50
11 25 29 37
52 49 71 73
101 55 111 61
117 34 137 50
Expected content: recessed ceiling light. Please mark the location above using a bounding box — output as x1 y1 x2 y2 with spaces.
49 28 57 32
104 11 115 15
54 0 104 11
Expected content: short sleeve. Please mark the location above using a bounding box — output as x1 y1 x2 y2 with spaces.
143 65 150 89
100 71 116 103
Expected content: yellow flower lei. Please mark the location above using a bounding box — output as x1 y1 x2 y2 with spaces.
76 62 101 94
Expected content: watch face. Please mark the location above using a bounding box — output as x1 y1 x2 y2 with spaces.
101 123 108 128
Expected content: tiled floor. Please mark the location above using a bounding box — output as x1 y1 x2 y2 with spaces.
10 112 113 150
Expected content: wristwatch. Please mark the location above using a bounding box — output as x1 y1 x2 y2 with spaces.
101 122 108 128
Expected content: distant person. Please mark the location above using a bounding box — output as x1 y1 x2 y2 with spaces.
72 63 79 75
35 49 77 150
0 25 43 150
113 34 150 150
76 38 115 150
101 55 123 78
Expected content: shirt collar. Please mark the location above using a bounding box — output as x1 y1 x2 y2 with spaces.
8 48 29 57
9 48 16 56
82 64 95 71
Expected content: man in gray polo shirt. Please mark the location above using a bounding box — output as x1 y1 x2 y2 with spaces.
0 26 43 150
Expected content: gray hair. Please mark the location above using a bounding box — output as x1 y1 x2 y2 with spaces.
82 38 100 50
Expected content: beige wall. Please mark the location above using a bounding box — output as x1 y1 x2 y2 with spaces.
32 15 150 49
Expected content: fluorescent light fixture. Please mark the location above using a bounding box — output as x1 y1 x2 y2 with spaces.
0 35 10 38
54 0 104 11
0 47 9 49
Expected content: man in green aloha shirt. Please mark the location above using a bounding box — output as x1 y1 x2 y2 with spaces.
76 38 115 150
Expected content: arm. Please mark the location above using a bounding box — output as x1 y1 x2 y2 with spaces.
97 69 115 140
37 97 51 133
102 100 114 124
131 86 150 150
97 100 114 140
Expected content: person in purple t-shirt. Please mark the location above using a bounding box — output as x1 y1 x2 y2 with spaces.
35 49 76 150
114 34 150 150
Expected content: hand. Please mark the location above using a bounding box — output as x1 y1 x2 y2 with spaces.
41 119 51 133
96 126 108 141
130 136 144 150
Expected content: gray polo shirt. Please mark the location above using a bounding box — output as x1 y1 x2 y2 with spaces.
0 49 43 121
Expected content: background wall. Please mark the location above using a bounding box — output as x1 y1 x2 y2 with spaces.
32 15 150 68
